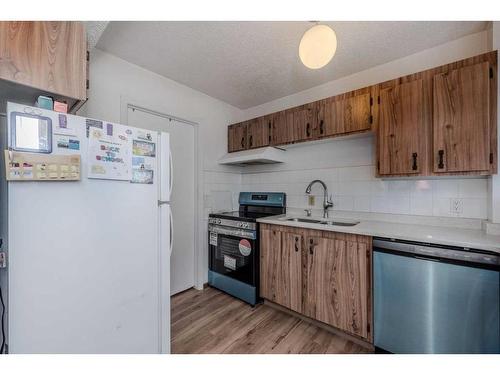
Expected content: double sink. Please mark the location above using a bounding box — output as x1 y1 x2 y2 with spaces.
284 217 360 227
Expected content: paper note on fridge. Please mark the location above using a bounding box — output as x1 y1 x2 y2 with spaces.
132 140 156 157
131 168 154 184
87 128 131 181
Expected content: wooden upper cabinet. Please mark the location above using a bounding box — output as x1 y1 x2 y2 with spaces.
227 122 247 152
291 105 316 142
433 61 491 173
377 78 429 176
316 89 372 138
0 21 87 100
260 227 302 313
247 116 271 149
226 51 496 176
271 110 294 146
304 233 371 340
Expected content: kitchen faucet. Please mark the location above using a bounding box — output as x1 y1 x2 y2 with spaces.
305 180 333 218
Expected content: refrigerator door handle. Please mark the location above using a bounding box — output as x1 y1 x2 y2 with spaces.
169 149 173 199
159 131 171 202
169 208 173 257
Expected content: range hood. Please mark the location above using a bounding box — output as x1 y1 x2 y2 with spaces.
218 147 286 166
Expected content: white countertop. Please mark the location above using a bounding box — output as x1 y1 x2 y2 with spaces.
257 214 500 254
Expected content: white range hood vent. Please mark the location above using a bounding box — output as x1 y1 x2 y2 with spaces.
218 147 286 166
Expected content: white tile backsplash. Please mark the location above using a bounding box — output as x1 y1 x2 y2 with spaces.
240 170 489 219
410 192 434 216
226 136 489 221
353 196 371 212
204 171 241 213
370 196 391 214
242 171 488 219
433 179 460 197
458 179 488 198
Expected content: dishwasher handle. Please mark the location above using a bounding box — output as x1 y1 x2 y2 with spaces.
373 238 500 268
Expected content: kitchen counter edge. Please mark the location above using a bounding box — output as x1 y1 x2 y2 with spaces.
257 215 500 254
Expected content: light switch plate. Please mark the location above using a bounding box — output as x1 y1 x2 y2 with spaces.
308 195 315 206
450 198 463 215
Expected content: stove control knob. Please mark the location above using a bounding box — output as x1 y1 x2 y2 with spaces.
217 219 222 224
242 222 249 229
237 222 243 227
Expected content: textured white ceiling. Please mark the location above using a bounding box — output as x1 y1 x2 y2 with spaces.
97 21 487 109
85 21 109 50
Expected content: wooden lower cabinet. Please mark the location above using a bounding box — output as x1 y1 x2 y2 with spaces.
260 227 302 313
304 234 370 339
260 224 372 342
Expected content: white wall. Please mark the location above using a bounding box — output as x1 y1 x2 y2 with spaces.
237 30 492 222
79 49 243 286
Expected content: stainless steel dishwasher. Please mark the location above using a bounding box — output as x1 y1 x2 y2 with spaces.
374 237 500 354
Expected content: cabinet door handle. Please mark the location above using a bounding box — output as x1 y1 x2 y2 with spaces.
268 121 272 143
309 238 314 255
306 123 311 137
294 237 299 252
241 137 245 148
438 150 444 169
249 135 253 147
412 152 418 171
319 120 324 135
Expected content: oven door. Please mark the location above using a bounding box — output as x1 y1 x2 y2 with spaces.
208 224 257 286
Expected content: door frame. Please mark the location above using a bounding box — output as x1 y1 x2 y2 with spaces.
120 97 203 292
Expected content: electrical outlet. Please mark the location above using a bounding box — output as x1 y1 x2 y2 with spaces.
450 198 463 215
308 195 315 206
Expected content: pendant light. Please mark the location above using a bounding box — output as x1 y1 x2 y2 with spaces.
299 23 337 69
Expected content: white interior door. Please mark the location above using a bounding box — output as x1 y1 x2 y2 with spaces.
128 107 196 295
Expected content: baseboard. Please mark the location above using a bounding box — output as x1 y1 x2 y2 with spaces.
263 299 375 352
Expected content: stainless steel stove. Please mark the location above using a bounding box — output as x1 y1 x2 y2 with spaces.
208 192 286 305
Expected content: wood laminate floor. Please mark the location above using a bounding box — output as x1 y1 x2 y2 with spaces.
171 287 371 354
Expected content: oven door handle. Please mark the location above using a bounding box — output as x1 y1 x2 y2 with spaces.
208 225 256 240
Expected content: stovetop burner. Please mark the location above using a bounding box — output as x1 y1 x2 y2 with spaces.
208 192 287 223
210 210 272 221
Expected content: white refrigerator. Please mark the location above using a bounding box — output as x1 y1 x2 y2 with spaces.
1 102 171 353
